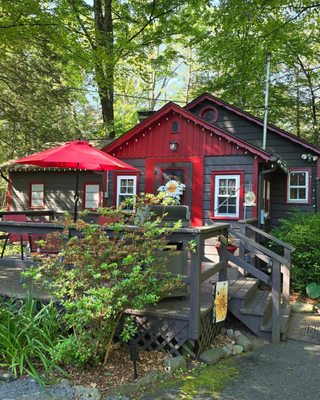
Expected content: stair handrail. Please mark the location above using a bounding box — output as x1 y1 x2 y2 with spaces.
222 224 294 344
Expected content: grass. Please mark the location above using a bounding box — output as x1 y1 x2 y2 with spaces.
0 292 64 384
142 358 239 399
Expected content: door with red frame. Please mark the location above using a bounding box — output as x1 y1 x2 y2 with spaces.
154 162 193 210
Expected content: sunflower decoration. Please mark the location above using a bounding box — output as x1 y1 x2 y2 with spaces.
157 180 186 204
214 281 228 323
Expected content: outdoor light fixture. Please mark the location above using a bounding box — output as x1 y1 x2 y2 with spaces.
301 153 318 162
169 141 178 151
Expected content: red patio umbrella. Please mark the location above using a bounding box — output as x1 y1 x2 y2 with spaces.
15 140 138 221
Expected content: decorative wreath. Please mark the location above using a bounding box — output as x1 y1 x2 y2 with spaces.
157 180 186 201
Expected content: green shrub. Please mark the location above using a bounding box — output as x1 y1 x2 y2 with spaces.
27 194 183 367
0 293 64 383
271 211 320 293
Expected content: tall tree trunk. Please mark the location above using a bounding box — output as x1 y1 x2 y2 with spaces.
94 0 115 138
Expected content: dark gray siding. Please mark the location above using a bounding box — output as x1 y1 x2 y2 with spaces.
105 159 146 207
10 170 104 213
193 100 318 222
203 155 255 225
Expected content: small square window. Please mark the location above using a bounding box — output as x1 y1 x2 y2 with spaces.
287 170 309 204
30 184 44 208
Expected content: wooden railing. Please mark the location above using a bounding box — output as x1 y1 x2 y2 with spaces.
0 221 230 342
222 224 295 343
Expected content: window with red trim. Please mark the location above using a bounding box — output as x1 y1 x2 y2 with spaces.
213 174 241 219
200 106 218 124
84 184 100 209
287 169 310 204
30 183 44 208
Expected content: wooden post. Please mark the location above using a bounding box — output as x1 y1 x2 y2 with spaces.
219 234 228 282
238 223 246 276
272 260 281 344
189 234 202 340
282 248 291 305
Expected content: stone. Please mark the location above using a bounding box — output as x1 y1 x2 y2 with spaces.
291 302 315 313
0 371 15 382
199 348 226 365
226 329 234 338
222 345 233 358
136 371 167 388
163 356 187 373
74 386 102 400
232 345 244 355
234 333 253 352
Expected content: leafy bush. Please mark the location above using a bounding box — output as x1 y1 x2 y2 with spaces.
0 293 63 383
271 211 320 293
28 194 182 367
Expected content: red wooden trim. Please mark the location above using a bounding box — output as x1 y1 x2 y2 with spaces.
185 92 320 155
7 174 10 211
113 172 139 208
210 170 244 220
29 182 45 209
285 167 312 205
103 102 271 160
252 158 259 218
83 182 101 210
200 106 218 124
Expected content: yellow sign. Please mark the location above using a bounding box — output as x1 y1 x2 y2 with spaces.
212 281 228 323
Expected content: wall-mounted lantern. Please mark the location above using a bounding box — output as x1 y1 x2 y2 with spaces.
169 141 178 151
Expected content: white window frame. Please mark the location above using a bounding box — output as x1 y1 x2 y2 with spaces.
116 175 137 209
287 170 309 204
30 183 44 208
84 183 100 209
214 174 240 218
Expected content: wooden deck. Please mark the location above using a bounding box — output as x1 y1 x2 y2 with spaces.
0 256 54 301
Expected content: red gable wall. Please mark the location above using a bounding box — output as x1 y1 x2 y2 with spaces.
109 110 246 159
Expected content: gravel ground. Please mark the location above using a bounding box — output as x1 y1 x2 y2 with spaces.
0 378 75 400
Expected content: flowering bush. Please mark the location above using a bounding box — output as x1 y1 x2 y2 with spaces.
157 180 186 204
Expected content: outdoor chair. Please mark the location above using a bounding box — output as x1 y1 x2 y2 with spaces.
0 214 29 260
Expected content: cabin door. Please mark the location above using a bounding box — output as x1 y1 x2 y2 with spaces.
154 162 193 210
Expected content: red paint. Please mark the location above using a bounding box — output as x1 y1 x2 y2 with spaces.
29 183 45 209
285 167 312 205
210 170 244 220
252 158 259 218
186 93 320 156
83 182 101 210
104 102 271 161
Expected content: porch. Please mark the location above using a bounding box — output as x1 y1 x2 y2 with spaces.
0 217 294 356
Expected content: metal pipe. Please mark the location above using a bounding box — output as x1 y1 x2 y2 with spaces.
262 52 272 151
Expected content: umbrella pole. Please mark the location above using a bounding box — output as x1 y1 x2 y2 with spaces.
74 169 80 222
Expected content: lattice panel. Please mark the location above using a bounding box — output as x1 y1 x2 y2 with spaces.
133 315 190 356
197 310 222 356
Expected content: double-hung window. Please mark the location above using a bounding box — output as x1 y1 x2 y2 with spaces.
30 183 44 208
116 175 137 210
213 174 241 219
287 169 310 204
84 184 100 209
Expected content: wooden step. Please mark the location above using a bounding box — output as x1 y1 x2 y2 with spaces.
240 290 272 316
228 277 259 305
261 303 292 338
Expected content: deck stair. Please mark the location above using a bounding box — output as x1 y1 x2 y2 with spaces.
220 224 295 343
228 277 291 340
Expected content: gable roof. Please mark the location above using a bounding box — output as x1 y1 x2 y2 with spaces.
185 93 320 155
104 102 272 161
